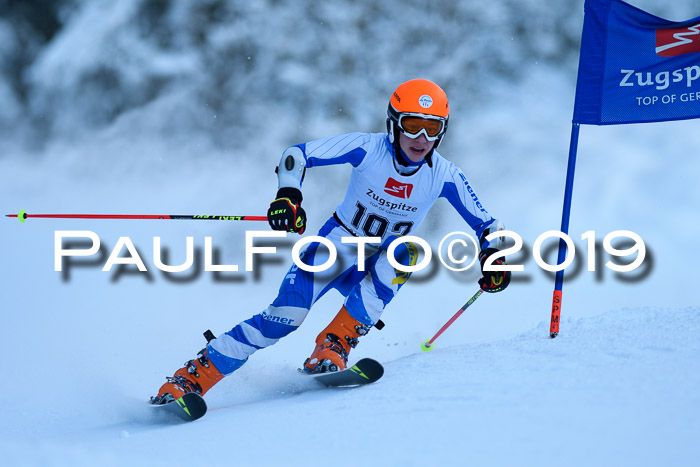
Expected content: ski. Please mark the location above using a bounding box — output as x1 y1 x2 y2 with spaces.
149 359 382 422
150 392 207 422
308 358 384 387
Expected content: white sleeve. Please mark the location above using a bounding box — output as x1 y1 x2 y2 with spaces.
277 133 371 190
277 146 306 190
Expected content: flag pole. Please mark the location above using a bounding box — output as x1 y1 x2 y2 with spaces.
550 122 581 338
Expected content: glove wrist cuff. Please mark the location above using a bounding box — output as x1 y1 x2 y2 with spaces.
276 187 303 205
479 247 500 262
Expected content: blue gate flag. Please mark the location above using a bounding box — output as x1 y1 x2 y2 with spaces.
573 0 700 125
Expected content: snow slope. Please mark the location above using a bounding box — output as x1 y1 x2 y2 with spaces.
2 307 698 467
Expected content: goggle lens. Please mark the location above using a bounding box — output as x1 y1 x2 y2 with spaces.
399 116 445 139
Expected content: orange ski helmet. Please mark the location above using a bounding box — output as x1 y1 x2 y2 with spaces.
387 79 449 151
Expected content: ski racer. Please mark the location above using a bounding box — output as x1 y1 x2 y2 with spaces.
152 79 511 404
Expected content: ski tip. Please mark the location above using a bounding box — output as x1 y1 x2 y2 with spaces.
149 392 207 422
420 339 434 352
309 358 384 387
549 332 558 339
354 358 384 379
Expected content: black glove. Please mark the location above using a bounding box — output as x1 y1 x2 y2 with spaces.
478 248 511 293
267 187 307 234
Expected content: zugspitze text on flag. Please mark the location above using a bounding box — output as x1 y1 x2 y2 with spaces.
573 0 700 125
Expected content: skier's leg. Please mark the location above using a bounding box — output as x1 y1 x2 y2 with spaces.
152 218 356 401
205 219 359 374
153 292 315 402
303 239 419 373
302 305 372 373
154 257 320 403
345 239 419 324
151 346 225 404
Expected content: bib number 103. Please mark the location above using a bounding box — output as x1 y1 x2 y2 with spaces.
482 230 646 273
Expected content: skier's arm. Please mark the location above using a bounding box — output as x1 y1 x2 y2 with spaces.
438 165 498 249
268 133 371 234
267 145 309 235
439 165 511 293
298 132 372 170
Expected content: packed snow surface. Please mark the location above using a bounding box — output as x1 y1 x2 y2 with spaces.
2 307 698 466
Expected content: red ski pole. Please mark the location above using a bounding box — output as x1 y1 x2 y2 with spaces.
6 209 267 223
421 289 484 351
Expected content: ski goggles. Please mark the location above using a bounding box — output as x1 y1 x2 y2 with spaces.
397 113 446 141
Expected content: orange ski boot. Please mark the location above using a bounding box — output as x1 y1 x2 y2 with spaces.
303 306 372 373
151 347 225 405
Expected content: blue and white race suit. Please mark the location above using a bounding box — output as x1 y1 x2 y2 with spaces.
207 133 497 374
